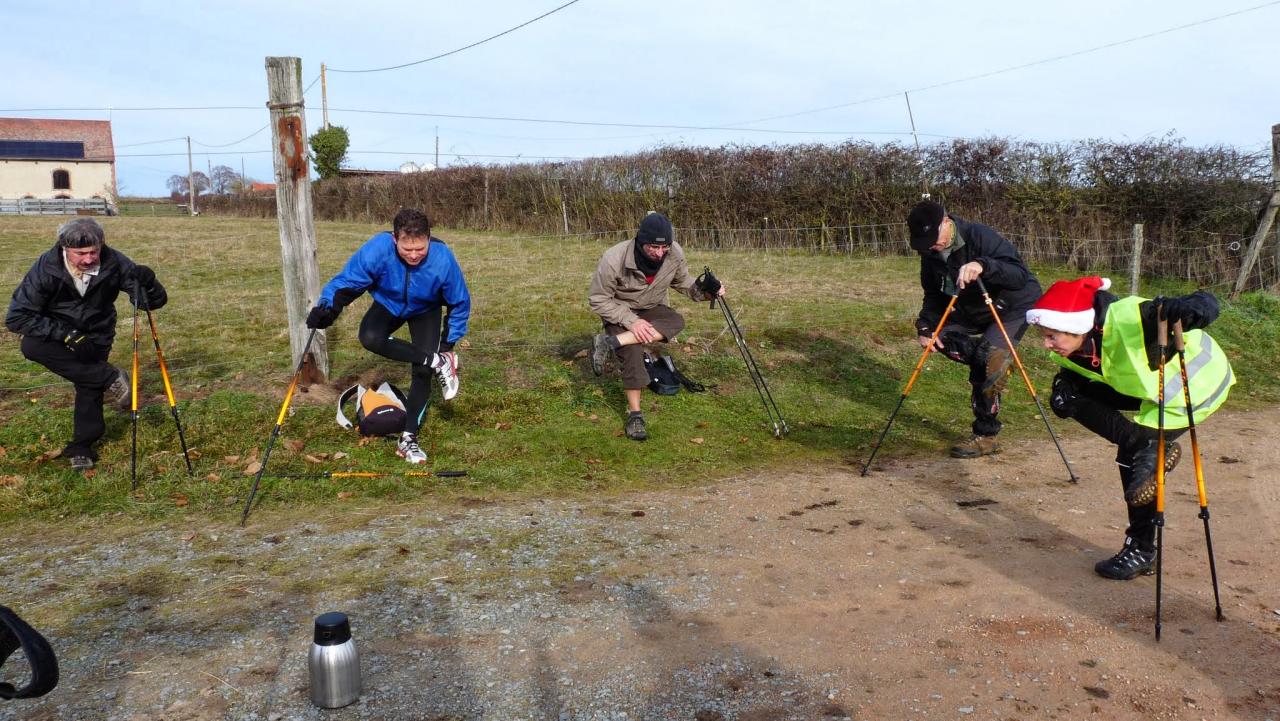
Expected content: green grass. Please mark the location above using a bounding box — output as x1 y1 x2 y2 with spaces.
1 215 1276 523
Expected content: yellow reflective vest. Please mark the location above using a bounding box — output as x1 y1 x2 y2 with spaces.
1050 297 1234 429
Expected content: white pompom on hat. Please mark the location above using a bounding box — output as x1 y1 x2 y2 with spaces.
1025 276 1111 334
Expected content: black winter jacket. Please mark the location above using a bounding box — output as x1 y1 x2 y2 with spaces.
5 244 167 343
1064 289 1220 375
915 216 1042 335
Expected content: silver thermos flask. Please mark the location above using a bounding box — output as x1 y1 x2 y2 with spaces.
308 612 361 708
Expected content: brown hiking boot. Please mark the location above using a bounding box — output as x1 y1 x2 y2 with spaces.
950 434 1000 458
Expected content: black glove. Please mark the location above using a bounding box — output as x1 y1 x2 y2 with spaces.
130 264 156 287
63 330 95 361
306 303 339 329
695 268 721 295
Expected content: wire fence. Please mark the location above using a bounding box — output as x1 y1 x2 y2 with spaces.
0 219 1275 394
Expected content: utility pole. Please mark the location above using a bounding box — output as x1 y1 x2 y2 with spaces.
905 92 929 200
434 126 439 170
241 157 246 195
321 63 329 130
186 136 196 216
266 56 329 378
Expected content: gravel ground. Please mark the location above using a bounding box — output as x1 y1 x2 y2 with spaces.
3 407 1279 721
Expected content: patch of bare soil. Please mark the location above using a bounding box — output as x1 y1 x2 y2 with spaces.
1 408 1278 720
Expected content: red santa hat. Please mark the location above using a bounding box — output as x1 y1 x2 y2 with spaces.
1025 276 1111 334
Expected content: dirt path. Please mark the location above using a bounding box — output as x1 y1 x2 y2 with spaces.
2 408 1278 720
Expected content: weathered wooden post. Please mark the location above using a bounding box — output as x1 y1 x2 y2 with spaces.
1233 124 1280 297
1129 223 1144 295
265 56 329 378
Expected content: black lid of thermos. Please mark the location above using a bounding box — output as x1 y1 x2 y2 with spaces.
313 612 352 646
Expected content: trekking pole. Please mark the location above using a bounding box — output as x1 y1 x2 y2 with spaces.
1154 303 1169 641
1172 319 1225 622
142 293 193 475
717 293 788 438
974 278 1079 483
241 329 316 526
130 300 141 489
861 294 958 476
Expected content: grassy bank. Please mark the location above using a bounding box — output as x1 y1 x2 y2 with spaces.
1 215 1276 523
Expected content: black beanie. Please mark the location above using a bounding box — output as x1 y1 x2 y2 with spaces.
907 200 946 251
636 212 673 246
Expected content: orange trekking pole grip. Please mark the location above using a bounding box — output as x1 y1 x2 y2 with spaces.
861 293 958 476
241 329 317 526
974 278 1078 483
1172 320 1225 622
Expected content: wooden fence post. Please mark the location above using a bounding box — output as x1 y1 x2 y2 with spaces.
266 56 329 378
1233 124 1280 297
1129 223 1144 295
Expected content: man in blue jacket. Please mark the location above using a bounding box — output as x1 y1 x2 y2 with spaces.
908 200 1042 458
306 208 470 465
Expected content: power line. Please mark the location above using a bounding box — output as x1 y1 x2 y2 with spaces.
727 1 1280 128
116 136 188 148
193 124 269 148
329 107 943 137
328 0 587 73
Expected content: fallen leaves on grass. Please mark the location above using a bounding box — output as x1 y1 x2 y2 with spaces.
243 461 262 476
181 531 196 541
173 494 189 507
283 439 305 453
495 422 513 431
333 451 349 460
224 455 240 464
36 449 62 463
0 475 24 488
336 491 355 500
690 437 705 445
206 473 222 482
304 454 327 464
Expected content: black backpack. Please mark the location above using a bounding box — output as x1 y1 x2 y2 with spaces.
643 352 707 395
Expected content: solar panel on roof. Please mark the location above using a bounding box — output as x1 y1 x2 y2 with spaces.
0 140 86 159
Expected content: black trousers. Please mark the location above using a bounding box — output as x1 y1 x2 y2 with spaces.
1050 370 1185 549
935 307 1029 437
21 335 118 460
357 302 443 435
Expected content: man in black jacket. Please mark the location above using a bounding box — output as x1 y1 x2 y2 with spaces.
6 218 167 472
907 200 1042 458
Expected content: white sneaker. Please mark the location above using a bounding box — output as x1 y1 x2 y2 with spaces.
431 352 460 401
396 432 428 465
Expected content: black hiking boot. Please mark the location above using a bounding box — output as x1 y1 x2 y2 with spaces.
1094 536 1156 580
1124 440 1183 507
625 412 647 441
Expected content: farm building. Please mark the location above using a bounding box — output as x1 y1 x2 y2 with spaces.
0 118 117 213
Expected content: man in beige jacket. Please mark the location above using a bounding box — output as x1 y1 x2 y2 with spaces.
588 212 725 440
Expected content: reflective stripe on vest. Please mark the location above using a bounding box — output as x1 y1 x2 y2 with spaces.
1049 296 1233 429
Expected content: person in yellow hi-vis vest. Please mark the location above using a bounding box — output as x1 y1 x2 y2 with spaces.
1025 276 1234 580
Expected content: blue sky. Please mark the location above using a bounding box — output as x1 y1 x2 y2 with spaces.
4 0 1276 197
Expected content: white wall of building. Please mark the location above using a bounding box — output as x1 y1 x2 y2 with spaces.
0 160 116 200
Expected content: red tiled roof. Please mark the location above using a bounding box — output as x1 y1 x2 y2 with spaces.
0 118 115 161
250 182 276 192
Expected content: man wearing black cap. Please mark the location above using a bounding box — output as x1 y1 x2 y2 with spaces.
906 200 1042 458
588 211 724 440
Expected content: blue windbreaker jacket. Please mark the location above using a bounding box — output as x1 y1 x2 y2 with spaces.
319 232 471 343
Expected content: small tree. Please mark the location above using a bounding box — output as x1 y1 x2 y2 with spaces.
210 165 239 194
309 125 350 180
